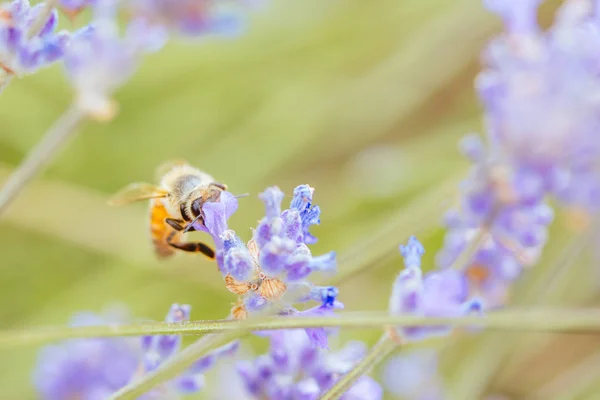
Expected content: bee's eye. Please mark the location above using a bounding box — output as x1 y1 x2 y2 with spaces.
179 203 190 222
191 199 202 217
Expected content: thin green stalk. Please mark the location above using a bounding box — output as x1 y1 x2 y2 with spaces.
0 105 84 215
320 334 397 400
4 309 600 349
75 307 600 399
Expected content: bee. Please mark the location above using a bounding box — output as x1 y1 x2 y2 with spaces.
108 160 227 259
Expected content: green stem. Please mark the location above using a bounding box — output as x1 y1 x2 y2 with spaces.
4 309 600 349
0 105 84 215
78 308 600 399
320 334 397 400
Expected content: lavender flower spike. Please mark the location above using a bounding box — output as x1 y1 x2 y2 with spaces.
435 0 600 308
202 184 339 347
390 236 477 341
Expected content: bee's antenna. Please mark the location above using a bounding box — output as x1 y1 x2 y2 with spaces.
183 214 203 234
234 193 250 199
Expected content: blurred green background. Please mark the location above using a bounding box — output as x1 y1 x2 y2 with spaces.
1 0 600 398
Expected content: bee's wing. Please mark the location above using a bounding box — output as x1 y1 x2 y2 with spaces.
155 159 190 181
108 182 169 206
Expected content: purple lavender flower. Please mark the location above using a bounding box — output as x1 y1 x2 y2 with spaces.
480 0 600 211
236 329 382 400
0 0 69 76
126 0 251 37
34 304 237 399
390 236 480 341
201 185 338 347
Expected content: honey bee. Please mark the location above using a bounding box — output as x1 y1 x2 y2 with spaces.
108 160 227 259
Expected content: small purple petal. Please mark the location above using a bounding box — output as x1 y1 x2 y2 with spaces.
389 266 424 316
175 375 205 394
281 209 303 243
399 236 425 268
236 361 262 396
223 245 254 281
259 236 295 275
290 184 315 212
166 304 191 323
202 191 239 242
254 217 284 249
39 8 58 37
259 186 285 218
341 377 383 400
294 378 320 400
459 134 486 162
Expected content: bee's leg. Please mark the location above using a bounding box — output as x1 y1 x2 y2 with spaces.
166 217 200 233
166 229 215 259
165 218 185 231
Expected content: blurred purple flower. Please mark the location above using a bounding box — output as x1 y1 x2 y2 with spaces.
390 236 480 341
0 0 69 76
34 304 237 399
64 0 167 120
236 329 382 400
58 0 96 16
33 306 141 400
382 349 446 400
126 0 252 37
436 0 600 306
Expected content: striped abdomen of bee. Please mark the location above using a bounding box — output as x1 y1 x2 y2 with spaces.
149 198 179 258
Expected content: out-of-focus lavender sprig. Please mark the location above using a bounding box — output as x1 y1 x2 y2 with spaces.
0 0 68 77
34 304 237 399
200 185 340 348
44 0 255 120
236 329 382 400
435 0 600 307
57 0 96 19
126 0 254 38
63 0 166 121
389 236 481 342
